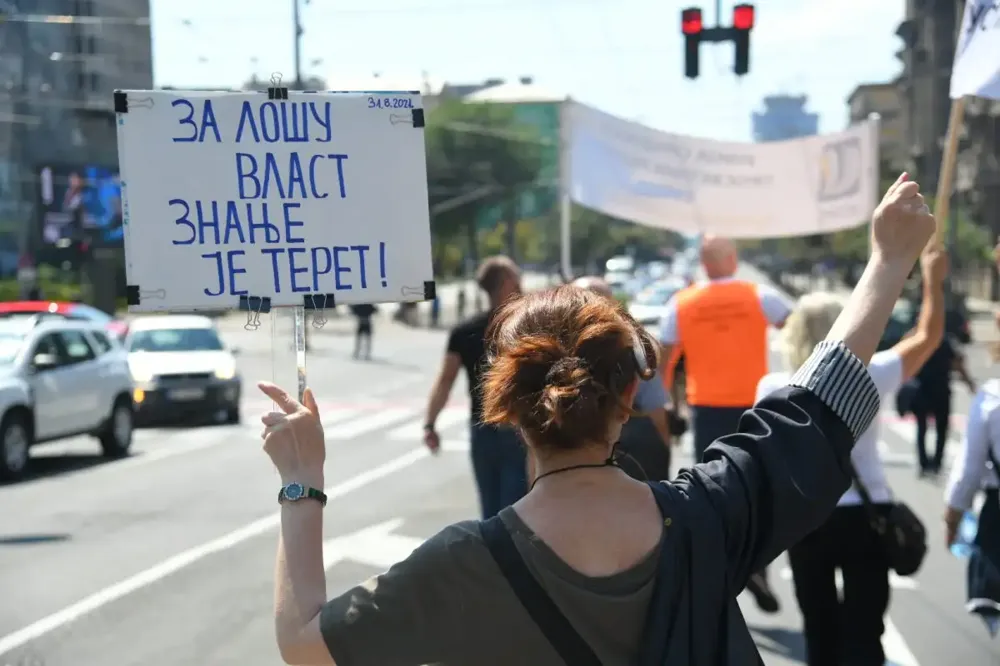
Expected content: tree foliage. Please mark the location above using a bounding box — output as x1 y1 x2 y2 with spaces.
424 101 544 260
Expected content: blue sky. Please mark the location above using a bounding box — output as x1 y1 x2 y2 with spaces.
151 0 906 142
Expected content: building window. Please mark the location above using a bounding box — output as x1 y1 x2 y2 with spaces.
77 71 87 91
89 72 99 91
86 36 97 54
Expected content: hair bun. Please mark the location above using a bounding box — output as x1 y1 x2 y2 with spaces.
545 356 587 384
541 356 595 428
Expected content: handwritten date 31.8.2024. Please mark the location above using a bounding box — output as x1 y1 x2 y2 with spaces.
367 96 414 110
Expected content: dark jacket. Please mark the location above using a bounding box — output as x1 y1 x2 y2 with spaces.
648 340 876 664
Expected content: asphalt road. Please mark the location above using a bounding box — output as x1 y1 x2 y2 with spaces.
1 269 998 665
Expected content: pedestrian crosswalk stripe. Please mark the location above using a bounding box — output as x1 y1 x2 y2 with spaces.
388 407 468 441
326 408 420 440
321 408 364 428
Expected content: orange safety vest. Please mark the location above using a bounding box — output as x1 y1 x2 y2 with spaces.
674 280 768 408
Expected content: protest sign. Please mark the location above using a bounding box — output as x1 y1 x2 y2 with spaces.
951 1 1000 100
566 101 879 239
115 89 433 312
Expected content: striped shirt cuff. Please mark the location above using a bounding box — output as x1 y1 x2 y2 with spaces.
788 340 880 442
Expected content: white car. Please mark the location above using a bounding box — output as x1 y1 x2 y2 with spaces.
0 318 135 480
125 315 242 425
628 278 687 327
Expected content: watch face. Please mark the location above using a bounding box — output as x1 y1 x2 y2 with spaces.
284 483 304 501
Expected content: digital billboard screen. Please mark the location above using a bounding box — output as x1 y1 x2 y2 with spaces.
38 164 122 248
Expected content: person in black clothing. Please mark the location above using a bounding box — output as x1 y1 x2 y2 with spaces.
423 256 525 518
912 337 975 475
573 276 678 481
350 304 377 360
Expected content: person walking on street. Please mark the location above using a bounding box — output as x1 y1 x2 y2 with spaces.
255 171 935 665
757 222 947 666
574 276 679 481
350 303 377 360
423 256 526 519
911 336 975 477
657 234 793 613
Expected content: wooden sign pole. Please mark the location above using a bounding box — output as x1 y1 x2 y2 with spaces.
931 96 968 249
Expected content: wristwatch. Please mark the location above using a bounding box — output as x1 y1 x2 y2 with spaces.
278 482 328 506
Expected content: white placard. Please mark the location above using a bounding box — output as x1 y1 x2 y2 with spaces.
115 89 433 312
951 1 1000 100
566 101 879 239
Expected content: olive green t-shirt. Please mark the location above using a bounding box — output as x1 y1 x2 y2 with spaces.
320 507 661 666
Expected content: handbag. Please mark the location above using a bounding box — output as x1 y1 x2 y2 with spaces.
895 378 920 417
479 482 689 666
847 462 927 577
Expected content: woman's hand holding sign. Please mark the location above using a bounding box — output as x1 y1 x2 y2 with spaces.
258 381 326 485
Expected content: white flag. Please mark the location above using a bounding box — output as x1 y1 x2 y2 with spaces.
951 1 1000 100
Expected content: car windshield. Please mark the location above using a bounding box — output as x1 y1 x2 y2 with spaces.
66 303 113 323
128 327 224 353
0 331 25 364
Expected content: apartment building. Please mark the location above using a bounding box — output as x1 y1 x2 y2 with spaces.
847 82 907 171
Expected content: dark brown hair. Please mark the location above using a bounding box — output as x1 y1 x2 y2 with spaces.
481 285 660 450
476 256 519 295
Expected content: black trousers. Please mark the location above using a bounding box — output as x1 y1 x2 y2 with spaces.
788 504 892 666
617 416 672 481
913 389 951 471
690 405 748 462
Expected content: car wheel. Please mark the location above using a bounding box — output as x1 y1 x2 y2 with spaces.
225 405 241 424
0 411 31 481
100 398 134 458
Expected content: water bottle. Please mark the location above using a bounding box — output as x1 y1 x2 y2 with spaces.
950 511 979 559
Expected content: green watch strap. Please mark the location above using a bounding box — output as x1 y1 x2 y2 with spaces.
278 483 328 506
305 487 328 506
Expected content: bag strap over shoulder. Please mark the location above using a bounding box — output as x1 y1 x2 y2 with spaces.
846 461 877 507
479 514 603 666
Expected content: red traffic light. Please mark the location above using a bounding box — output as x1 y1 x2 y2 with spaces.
681 7 703 35
733 3 755 30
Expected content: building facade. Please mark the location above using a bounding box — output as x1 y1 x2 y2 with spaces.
0 0 152 255
751 94 819 142
847 82 907 171
894 0 961 189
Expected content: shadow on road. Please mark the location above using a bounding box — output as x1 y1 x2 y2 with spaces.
2 453 112 485
0 533 71 546
748 624 806 662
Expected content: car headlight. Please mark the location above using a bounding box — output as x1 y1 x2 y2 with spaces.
215 361 237 380
129 366 154 383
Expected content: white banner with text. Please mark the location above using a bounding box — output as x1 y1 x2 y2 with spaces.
951 1 1000 100
566 102 879 239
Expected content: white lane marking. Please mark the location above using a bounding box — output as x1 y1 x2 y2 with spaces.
325 408 419 440
0 447 430 657
439 438 471 452
387 407 468 441
775 567 920 664
320 408 363 428
323 518 422 570
883 618 920 666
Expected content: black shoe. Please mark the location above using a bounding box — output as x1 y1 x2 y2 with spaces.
746 573 780 614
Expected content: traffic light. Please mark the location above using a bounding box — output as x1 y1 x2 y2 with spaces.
733 3 754 75
681 8 703 79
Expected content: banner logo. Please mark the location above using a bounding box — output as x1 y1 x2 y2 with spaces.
817 137 862 202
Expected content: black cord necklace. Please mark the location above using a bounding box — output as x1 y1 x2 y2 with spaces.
529 444 638 491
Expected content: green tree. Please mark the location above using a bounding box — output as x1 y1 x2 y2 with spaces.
424 101 544 268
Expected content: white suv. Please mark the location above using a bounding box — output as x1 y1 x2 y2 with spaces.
0 317 135 480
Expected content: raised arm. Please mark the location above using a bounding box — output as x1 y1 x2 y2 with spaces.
675 173 936 587
891 250 947 381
